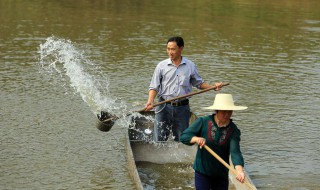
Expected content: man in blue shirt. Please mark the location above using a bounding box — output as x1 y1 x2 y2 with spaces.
144 36 223 142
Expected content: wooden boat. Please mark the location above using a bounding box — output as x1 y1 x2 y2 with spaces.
128 111 197 163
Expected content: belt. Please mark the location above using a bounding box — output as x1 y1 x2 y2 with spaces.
160 98 189 107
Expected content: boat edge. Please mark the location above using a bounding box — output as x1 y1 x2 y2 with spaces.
124 132 144 190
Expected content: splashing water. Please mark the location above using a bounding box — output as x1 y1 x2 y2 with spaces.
36 37 186 150
37 36 128 117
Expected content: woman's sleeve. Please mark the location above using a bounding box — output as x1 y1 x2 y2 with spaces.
230 127 244 167
180 117 203 145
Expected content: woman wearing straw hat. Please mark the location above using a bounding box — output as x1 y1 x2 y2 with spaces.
180 94 247 190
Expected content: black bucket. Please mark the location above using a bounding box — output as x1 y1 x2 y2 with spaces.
96 111 116 132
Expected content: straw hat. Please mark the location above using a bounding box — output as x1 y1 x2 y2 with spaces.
203 94 248 111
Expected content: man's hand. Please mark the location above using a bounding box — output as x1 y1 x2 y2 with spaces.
144 101 154 111
214 82 223 91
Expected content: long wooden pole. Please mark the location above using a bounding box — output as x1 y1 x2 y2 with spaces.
101 83 229 123
135 82 229 113
203 145 257 190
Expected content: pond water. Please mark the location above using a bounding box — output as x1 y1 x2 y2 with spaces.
1 0 320 189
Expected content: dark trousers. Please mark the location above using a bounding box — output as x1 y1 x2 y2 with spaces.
153 103 190 141
195 171 229 190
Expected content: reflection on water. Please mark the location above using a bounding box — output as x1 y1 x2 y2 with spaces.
1 0 320 189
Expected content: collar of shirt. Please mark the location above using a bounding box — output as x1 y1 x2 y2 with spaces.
167 57 187 66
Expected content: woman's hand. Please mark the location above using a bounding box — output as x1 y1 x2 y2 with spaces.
236 171 245 183
191 137 206 148
235 165 246 183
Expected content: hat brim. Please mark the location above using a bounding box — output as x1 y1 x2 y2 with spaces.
202 105 248 111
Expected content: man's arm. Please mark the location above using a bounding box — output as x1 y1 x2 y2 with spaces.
144 89 157 111
200 82 223 91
